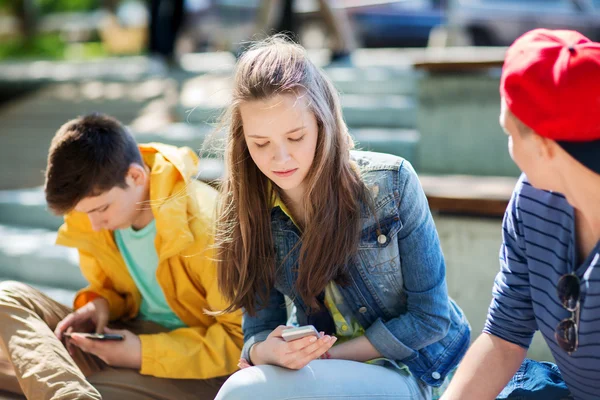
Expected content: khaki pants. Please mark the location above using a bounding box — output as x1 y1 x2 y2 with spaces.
0 281 227 400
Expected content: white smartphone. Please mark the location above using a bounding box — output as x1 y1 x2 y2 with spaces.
281 325 321 342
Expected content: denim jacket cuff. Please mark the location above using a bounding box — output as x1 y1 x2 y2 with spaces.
365 318 417 361
241 330 271 364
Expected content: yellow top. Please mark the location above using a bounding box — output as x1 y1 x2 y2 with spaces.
56 143 243 379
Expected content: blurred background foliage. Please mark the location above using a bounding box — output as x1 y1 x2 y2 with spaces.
0 0 121 60
0 0 100 14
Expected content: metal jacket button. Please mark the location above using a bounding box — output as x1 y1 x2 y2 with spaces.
377 234 387 244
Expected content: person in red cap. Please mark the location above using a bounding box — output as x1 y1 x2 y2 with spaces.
442 29 600 400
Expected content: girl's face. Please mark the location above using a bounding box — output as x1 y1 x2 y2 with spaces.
240 93 319 201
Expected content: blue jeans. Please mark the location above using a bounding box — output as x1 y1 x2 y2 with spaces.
498 359 573 400
215 359 432 400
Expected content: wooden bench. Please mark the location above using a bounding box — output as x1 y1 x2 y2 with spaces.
420 174 517 218
412 47 506 73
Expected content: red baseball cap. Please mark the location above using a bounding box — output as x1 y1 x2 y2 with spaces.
500 29 600 174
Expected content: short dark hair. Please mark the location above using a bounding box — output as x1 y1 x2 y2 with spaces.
44 113 143 215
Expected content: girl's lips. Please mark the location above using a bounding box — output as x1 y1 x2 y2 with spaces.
273 168 298 178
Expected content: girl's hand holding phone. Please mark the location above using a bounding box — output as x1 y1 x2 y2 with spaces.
250 325 337 370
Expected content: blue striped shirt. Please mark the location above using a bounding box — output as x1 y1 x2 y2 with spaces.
484 175 600 400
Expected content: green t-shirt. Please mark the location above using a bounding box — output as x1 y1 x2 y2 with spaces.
114 220 186 330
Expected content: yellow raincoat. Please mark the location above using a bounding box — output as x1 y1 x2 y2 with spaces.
56 143 242 379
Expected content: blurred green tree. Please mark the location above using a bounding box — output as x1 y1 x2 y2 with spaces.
0 0 113 59
36 0 101 14
0 0 105 20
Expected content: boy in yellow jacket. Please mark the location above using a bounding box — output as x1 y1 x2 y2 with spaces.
0 114 243 399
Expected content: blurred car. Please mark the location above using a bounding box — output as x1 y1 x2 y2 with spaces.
347 0 600 47
452 0 600 45
347 0 445 47
184 0 446 49
184 0 600 49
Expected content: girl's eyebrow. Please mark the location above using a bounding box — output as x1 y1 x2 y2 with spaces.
247 126 304 139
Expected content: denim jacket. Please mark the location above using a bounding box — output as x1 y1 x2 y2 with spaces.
241 151 471 387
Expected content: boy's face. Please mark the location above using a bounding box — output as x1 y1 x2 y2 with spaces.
500 100 556 192
74 167 147 232
241 93 319 202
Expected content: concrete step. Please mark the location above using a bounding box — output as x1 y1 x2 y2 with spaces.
133 123 216 150
324 67 417 96
177 68 416 101
342 95 416 128
178 93 416 128
0 225 85 291
0 56 167 84
177 48 424 76
0 81 171 118
0 187 63 230
353 128 419 160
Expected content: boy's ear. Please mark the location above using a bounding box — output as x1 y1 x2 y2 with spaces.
532 134 557 161
127 163 147 186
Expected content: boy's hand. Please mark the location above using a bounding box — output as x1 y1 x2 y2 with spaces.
251 325 337 370
69 328 142 369
55 297 110 340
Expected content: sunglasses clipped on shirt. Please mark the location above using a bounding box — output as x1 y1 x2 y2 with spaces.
555 273 581 355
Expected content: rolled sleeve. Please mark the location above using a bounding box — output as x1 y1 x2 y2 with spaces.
365 318 418 361
241 330 272 362
240 287 287 363
483 186 537 349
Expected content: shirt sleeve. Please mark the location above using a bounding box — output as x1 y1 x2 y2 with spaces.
240 286 288 363
483 181 538 349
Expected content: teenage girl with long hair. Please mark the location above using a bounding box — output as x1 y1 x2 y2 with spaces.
213 36 470 399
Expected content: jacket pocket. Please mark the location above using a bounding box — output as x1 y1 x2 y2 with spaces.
358 214 402 275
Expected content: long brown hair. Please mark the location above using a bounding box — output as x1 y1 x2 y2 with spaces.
216 36 370 315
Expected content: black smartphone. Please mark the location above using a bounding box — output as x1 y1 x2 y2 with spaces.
63 332 124 341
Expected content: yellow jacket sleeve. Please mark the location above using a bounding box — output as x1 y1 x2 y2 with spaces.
138 309 243 379
73 250 136 321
